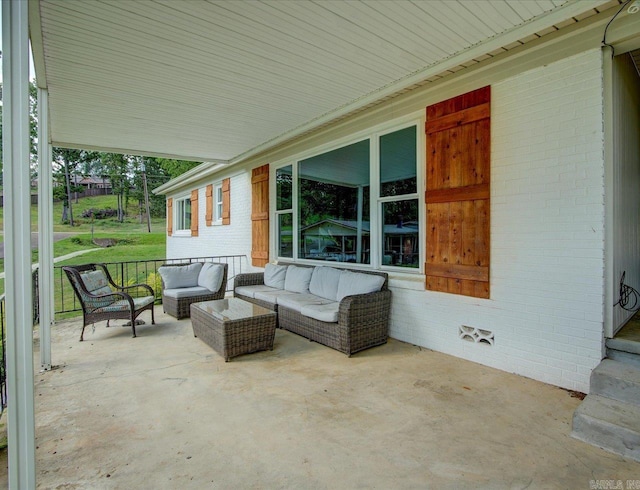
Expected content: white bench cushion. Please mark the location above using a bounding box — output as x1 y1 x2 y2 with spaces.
277 293 333 312
235 285 280 299
253 290 298 306
163 286 212 299
301 303 340 323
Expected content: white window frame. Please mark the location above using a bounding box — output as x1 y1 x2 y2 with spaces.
173 194 192 236
213 182 223 225
270 113 424 273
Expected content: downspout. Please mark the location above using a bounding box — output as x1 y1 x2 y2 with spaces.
38 87 54 371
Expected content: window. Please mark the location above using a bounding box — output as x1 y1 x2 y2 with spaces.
276 165 293 258
215 183 223 224
174 195 192 233
379 126 419 268
299 140 370 264
274 120 420 270
207 179 231 226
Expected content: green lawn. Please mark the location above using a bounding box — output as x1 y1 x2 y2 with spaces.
0 193 166 233
0 195 169 311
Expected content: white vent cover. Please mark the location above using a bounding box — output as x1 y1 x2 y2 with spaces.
459 325 494 346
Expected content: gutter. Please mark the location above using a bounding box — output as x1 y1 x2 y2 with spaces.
153 161 228 195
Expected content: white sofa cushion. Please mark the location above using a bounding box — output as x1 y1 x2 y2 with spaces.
253 290 298 306
284 265 313 293
336 270 385 302
277 293 334 312
163 286 212 299
309 266 342 301
159 263 203 289
264 263 287 289
198 263 225 292
301 303 340 323
235 285 280 299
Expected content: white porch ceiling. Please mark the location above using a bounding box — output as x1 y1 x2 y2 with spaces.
30 0 616 163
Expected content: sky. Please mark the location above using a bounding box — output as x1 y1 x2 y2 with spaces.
0 8 37 83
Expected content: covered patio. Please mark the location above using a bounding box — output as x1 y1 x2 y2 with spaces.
0 308 637 487
5 0 640 486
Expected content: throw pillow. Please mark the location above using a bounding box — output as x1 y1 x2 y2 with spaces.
264 263 287 289
284 265 313 293
336 270 385 302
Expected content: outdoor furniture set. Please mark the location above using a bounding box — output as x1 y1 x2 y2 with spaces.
234 263 391 357
65 261 391 362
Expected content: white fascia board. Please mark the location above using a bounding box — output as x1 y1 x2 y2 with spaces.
28 0 47 89
152 162 228 195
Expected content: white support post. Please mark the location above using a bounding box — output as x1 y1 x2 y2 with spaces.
2 0 37 487
38 88 54 371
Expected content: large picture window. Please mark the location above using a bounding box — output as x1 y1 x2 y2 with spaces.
299 140 370 264
275 120 420 270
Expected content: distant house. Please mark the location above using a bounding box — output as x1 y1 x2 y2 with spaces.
71 175 112 190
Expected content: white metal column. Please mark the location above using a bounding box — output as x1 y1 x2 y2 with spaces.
2 0 37 487
38 88 53 371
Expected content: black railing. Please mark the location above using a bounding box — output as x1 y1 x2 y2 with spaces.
53 255 247 314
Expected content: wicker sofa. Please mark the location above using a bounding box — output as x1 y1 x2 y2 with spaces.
159 262 228 319
234 263 391 356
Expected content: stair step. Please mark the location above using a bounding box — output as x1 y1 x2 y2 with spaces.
591 359 640 404
607 349 640 369
606 337 640 356
572 394 640 462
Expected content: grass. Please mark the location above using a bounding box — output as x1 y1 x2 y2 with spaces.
0 195 168 310
0 194 165 233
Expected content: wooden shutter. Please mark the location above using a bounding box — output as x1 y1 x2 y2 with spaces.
190 189 199 237
251 165 269 267
167 198 173 236
222 178 231 225
425 86 490 298
205 184 213 226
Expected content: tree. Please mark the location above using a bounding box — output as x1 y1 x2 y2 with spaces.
155 158 201 179
52 148 88 225
102 153 131 222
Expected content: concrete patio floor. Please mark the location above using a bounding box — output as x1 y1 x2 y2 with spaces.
0 307 638 488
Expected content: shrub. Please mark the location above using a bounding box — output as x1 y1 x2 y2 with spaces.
81 208 117 220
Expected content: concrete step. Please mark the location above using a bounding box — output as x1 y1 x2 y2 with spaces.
606 337 640 356
607 349 640 369
591 359 640 405
571 394 640 462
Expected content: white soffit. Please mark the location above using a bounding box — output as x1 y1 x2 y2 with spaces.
32 0 615 163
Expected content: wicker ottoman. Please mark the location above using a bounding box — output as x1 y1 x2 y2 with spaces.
190 298 277 361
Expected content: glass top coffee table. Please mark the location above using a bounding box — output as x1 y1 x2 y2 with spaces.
190 298 277 361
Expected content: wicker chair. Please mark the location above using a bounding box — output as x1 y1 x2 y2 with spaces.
63 263 156 341
160 262 228 319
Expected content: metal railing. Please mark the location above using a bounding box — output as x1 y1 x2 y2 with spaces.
0 256 247 413
53 255 247 314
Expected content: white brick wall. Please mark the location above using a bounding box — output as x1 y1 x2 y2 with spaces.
389 49 605 393
166 170 257 274
164 49 606 393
